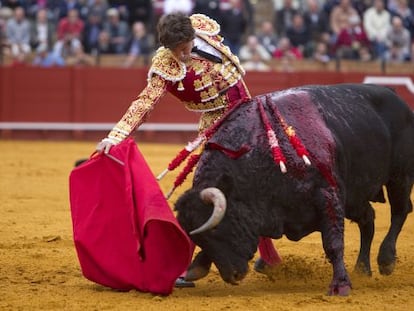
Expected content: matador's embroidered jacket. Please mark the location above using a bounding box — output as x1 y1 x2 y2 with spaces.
106 14 251 144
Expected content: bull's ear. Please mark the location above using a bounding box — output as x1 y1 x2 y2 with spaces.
216 173 233 195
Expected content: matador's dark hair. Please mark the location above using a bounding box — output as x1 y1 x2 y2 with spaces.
157 13 195 50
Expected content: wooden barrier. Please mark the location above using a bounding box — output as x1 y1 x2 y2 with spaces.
0 66 413 143
3 52 414 73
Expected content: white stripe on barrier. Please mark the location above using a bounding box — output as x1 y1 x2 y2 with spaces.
0 122 199 131
363 76 414 94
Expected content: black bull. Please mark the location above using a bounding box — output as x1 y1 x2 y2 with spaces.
174 83 414 295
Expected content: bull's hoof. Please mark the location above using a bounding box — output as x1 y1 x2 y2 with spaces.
185 265 210 281
253 258 277 281
378 261 395 275
253 258 267 273
327 285 351 296
377 242 396 275
353 261 372 276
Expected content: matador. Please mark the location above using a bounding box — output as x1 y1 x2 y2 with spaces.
97 13 281 287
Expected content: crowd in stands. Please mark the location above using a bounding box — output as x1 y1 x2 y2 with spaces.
0 0 413 70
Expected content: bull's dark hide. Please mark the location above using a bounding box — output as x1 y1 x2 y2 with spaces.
175 83 414 296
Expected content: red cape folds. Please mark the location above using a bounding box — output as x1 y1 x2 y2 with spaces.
69 139 192 295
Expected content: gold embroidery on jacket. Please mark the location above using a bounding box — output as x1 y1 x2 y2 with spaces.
184 95 226 112
148 47 186 82
198 108 225 132
108 75 167 141
194 79 203 91
192 61 204 75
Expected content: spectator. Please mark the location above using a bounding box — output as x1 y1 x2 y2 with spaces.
241 0 255 35
151 0 165 29
387 0 400 12
220 0 254 33
32 43 65 67
0 11 6 41
411 40 414 60
86 0 109 21
103 7 129 54
303 0 330 43
323 0 368 16
312 40 331 63
56 8 84 41
272 36 302 71
274 0 298 36
330 0 359 37
241 49 271 71
322 0 340 16
55 0 83 19
192 0 221 22
0 7 13 54
363 0 391 60
272 0 300 10
273 36 302 59
334 14 371 60
82 9 103 54
257 20 279 56
107 1 129 22
95 29 114 54
5 6 31 63
123 21 154 67
163 0 193 15
30 8 56 52
2 0 26 11
126 0 153 28
302 0 329 11
239 34 271 63
26 0 49 20
390 0 414 39
385 15 411 61
285 13 312 57
352 0 372 16
220 0 248 55
52 31 92 65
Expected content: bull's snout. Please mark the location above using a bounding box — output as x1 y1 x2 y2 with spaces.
222 270 247 285
220 264 248 285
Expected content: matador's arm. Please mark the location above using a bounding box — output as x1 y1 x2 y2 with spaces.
103 75 168 145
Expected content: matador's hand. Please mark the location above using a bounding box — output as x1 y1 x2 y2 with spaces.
96 138 116 154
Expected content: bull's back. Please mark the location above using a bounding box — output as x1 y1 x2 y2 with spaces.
304 84 414 166
249 84 413 205
301 84 414 202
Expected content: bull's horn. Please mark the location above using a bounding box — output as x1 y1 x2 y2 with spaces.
190 187 227 235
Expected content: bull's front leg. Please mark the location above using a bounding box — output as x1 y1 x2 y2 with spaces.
319 188 352 296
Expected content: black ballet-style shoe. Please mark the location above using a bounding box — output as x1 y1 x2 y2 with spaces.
174 277 195 288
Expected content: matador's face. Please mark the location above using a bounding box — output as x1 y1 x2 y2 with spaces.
172 40 194 63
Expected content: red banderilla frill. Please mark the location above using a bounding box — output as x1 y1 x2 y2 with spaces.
258 98 287 173
165 154 201 199
156 135 204 180
266 95 311 166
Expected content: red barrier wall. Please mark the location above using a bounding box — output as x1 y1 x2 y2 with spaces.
1 67 413 142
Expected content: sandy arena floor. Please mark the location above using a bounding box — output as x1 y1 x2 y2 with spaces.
0 140 413 311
